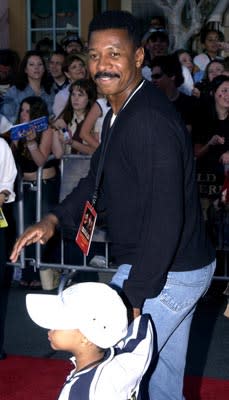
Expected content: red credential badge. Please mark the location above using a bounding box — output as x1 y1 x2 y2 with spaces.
75 201 97 255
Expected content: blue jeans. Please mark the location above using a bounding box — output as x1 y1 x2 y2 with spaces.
110 260 216 400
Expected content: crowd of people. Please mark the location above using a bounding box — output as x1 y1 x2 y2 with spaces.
0 8 228 399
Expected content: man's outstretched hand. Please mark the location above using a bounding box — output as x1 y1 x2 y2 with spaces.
10 214 59 262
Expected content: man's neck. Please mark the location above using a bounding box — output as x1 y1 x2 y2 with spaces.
167 88 180 102
107 77 143 115
54 76 67 86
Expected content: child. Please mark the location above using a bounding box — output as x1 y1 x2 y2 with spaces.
52 79 97 155
26 282 153 400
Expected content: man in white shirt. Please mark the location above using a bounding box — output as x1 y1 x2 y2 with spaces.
0 137 17 360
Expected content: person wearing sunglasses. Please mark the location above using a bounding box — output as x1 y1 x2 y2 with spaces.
142 30 169 81
151 54 198 132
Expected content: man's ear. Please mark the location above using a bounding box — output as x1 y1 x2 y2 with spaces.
135 47 145 68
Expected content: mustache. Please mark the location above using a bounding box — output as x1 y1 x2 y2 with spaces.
94 71 120 80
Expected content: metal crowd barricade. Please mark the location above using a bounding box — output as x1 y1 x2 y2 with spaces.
9 155 229 281
10 155 118 276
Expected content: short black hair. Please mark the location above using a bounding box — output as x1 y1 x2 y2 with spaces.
151 54 184 87
146 31 169 45
88 10 142 49
211 74 229 94
200 28 224 44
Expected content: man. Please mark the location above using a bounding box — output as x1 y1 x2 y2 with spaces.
141 15 167 47
11 10 215 400
52 53 87 118
61 33 84 54
151 54 198 132
48 51 68 95
142 30 169 81
0 137 17 360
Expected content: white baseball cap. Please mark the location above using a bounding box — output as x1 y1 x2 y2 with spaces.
26 282 128 349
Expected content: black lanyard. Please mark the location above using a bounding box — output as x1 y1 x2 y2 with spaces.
91 113 114 207
91 79 144 208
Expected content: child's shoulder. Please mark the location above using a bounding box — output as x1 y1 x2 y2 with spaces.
93 315 153 400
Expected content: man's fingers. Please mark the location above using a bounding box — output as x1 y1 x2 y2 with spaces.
10 230 44 262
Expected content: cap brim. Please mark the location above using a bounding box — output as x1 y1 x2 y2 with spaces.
26 293 79 330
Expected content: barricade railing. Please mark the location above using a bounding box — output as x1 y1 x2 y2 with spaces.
8 155 118 276
8 155 229 281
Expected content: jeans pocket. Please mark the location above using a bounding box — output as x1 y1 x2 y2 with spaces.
159 265 214 313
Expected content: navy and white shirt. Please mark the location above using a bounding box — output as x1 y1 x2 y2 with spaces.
58 314 153 400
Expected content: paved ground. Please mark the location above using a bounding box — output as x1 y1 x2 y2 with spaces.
3 271 229 379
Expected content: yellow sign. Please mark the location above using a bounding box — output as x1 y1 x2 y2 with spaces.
0 208 8 228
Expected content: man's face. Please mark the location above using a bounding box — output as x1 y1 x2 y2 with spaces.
151 66 172 95
65 41 82 54
49 54 65 80
146 38 168 59
88 29 144 101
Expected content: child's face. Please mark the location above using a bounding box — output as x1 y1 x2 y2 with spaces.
20 102 30 123
48 328 83 352
204 32 220 53
71 86 89 113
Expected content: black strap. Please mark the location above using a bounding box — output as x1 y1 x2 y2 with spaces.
91 113 114 207
91 79 145 208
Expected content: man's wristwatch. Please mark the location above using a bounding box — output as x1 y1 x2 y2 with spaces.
0 191 10 202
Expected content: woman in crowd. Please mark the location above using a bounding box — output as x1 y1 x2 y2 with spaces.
52 79 97 155
193 59 225 99
193 75 229 219
175 49 195 75
193 75 229 163
2 50 54 123
175 49 196 96
12 96 60 287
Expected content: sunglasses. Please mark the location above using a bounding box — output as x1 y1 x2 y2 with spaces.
151 73 164 80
